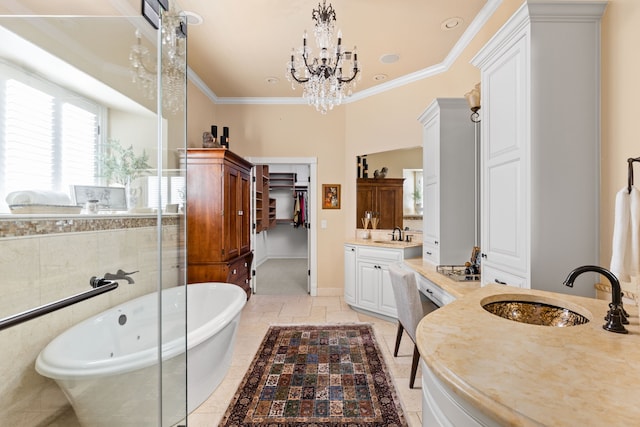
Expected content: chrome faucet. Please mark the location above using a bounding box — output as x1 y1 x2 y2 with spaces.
392 226 403 241
563 265 628 334
103 269 138 284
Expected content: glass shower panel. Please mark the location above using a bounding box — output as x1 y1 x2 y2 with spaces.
0 5 187 426
158 2 188 425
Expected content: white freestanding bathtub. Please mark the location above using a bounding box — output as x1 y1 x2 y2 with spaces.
35 282 246 427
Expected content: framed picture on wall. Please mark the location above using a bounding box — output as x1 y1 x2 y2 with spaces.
322 184 341 209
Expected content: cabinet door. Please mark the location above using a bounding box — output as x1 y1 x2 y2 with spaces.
356 184 375 227
422 116 439 249
379 263 398 317
186 161 223 263
224 163 251 259
344 245 357 304
239 167 251 255
376 184 403 230
481 35 528 276
357 260 379 312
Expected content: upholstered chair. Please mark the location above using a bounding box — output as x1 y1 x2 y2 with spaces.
388 262 432 388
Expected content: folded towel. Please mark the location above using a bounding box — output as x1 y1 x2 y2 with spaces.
630 187 640 277
610 186 640 282
5 190 73 206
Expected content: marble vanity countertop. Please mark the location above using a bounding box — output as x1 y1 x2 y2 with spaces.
403 257 480 299
416 284 640 426
344 238 423 250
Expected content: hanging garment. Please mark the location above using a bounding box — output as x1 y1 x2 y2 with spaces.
299 191 306 226
610 186 640 282
293 194 301 228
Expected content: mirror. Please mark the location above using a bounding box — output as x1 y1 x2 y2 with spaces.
0 16 183 214
357 146 423 231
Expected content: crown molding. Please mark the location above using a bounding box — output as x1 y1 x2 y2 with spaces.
193 0 503 107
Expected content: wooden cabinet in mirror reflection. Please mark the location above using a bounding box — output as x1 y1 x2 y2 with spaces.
356 178 403 230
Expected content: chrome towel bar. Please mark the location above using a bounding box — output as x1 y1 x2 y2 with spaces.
0 281 118 331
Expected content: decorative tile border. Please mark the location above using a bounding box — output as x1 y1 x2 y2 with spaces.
0 214 181 238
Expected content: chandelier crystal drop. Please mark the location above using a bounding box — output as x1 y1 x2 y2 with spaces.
286 0 361 114
129 8 186 114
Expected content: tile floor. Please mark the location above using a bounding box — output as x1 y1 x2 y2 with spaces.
188 294 423 426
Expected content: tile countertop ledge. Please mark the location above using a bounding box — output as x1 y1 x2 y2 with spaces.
416 283 640 427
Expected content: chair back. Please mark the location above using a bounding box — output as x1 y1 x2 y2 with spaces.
388 262 428 343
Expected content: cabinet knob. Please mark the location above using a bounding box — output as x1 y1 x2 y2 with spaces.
426 251 432 256
481 253 487 258
495 279 507 285
232 269 237 274
434 240 439 245
238 210 243 216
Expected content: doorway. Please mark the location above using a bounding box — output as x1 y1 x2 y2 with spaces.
247 157 318 296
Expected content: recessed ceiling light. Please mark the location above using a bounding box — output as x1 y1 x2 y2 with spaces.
181 11 203 25
441 17 463 30
265 77 279 84
379 54 400 64
373 74 388 82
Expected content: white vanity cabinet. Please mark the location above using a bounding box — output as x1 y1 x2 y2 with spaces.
472 1 605 295
418 98 476 266
344 243 422 318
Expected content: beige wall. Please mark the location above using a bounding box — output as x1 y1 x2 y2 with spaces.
186 0 638 294
601 0 640 270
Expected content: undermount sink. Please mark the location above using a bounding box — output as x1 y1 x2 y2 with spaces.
481 294 590 327
373 240 409 245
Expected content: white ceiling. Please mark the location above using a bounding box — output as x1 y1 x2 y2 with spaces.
0 0 496 103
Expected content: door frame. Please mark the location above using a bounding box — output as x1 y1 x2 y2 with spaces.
246 156 318 296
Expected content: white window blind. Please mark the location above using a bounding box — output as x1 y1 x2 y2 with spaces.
0 61 101 211
146 175 185 209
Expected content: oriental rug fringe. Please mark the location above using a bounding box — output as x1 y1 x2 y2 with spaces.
220 324 408 427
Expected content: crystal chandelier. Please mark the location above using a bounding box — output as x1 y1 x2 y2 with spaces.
129 8 186 114
286 0 361 114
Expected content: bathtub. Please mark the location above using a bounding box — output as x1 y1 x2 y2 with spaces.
35 282 246 426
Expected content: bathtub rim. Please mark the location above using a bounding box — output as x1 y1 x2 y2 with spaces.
35 282 246 380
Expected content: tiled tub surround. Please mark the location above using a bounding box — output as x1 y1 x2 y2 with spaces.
416 284 640 426
0 215 183 425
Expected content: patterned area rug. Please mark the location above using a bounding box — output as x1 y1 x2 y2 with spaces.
220 324 408 426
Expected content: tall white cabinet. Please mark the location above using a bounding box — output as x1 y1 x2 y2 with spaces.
472 0 606 296
418 98 476 266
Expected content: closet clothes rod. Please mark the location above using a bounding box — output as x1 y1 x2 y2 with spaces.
628 157 640 193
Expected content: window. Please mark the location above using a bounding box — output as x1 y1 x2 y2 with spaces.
403 168 423 215
146 173 186 210
0 61 103 211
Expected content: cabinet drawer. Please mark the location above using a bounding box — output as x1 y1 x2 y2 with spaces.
227 257 250 283
357 247 403 263
423 244 439 265
482 264 527 288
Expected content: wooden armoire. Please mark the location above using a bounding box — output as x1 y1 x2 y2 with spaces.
181 148 253 299
356 178 404 230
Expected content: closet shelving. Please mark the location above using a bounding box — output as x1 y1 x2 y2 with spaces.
269 172 308 225
255 165 270 233
269 172 297 191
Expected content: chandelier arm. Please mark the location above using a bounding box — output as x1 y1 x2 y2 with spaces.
136 58 157 75
337 68 359 84
302 53 322 78
290 68 309 84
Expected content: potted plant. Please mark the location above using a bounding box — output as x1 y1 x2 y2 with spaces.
101 139 151 210
412 188 423 215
